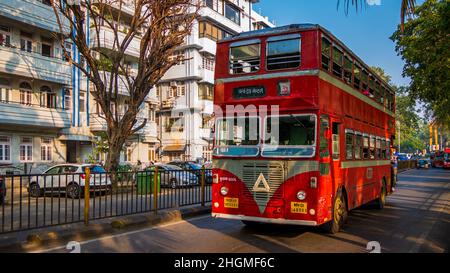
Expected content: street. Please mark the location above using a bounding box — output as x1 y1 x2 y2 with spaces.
38 168 449 253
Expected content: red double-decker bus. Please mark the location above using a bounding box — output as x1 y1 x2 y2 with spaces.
211 24 396 233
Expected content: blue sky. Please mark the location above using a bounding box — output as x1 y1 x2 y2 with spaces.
253 0 423 87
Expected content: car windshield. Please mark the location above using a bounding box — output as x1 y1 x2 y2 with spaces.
188 164 202 170
214 116 260 157
262 114 316 157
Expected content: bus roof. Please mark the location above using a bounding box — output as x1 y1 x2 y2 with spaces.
219 24 395 93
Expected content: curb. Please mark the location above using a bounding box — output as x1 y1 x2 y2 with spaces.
0 206 211 253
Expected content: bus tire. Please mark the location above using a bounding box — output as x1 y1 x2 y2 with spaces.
323 189 347 234
375 180 387 210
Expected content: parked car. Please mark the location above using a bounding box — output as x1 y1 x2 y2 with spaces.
397 154 409 161
0 176 5 205
417 158 430 169
149 164 198 189
168 161 213 184
28 164 112 199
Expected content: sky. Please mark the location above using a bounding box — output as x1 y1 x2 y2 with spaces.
253 0 423 87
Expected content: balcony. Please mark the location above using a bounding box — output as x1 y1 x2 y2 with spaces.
90 113 155 137
98 70 131 97
198 37 217 55
0 44 71 85
90 27 141 58
0 102 71 128
199 68 215 84
199 128 212 140
0 0 69 33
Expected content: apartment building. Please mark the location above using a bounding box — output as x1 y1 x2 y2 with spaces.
157 0 274 163
0 0 158 173
0 0 273 173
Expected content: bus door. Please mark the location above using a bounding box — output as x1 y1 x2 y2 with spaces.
330 120 343 192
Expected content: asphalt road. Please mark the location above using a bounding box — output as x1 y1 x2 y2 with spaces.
39 168 449 253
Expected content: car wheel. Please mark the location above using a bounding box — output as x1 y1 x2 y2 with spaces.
375 180 387 210
29 182 42 198
67 183 81 199
323 189 347 234
170 179 177 189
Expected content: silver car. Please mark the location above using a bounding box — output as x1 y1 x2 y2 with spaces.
156 164 199 189
28 164 112 199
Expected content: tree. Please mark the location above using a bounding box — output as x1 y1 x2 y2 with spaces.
51 0 199 172
391 0 450 127
338 0 416 30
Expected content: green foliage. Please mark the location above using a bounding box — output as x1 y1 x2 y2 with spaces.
391 0 450 126
87 132 109 164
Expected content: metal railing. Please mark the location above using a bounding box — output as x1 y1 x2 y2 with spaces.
0 167 212 234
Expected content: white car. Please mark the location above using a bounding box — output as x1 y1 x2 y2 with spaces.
28 164 112 199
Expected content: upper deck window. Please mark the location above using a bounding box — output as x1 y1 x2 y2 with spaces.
321 37 331 71
229 40 260 74
266 34 301 71
332 46 343 78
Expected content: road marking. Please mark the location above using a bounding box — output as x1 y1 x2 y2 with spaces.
32 214 212 253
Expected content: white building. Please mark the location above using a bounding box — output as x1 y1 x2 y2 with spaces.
157 0 274 163
0 0 273 173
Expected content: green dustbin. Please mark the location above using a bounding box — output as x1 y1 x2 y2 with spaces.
137 171 160 195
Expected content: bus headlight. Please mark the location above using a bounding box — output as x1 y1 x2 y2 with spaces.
297 191 306 201
220 187 229 196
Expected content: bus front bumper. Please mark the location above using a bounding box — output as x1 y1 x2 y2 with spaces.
212 213 318 226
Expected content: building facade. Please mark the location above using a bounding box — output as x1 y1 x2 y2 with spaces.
157 0 274 163
0 0 273 174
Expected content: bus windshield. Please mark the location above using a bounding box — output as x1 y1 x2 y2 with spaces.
214 117 260 157
262 114 316 158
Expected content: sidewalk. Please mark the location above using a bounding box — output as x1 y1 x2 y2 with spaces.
0 204 211 253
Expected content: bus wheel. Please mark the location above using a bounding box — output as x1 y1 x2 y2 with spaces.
323 190 347 234
375 180 387 210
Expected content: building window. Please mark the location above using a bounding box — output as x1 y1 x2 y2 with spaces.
202 54 215 71
332 46 343 78
0 135 11 162
125 148 132 162
168 51 185 65
41 0 52 6
20 137 33 162
20 32 33 53
148 146 156 162
0 78 11 103
0 25 11 47
148 107 156 122
79 92 86 112
204 0 218 11
40 86 56 109
177 83 186 97
321 37 331 71
346 132 354 160
19 82 32 106
199 83 213 100
230 42 260 74
64 89 71 110
266 35 301 71
41 137 52 162
203 146 212 162
199 21 232 42
63 41 72 61
225 2 240 25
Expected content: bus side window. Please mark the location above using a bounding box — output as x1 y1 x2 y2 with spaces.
321 37 331 71
363 135 370 159
332 123 340 160
355 134 362 160
369 136 376 160
346 132 354 160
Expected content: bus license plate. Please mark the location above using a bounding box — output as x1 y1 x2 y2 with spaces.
291 202 307 214
224 198 239 209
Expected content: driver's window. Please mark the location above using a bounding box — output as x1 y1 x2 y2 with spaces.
46 167 60 175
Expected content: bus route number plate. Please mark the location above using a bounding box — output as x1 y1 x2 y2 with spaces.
224 198 239 209
291 202 307 214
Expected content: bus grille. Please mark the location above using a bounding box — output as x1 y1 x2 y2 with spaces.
242 162 285 202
